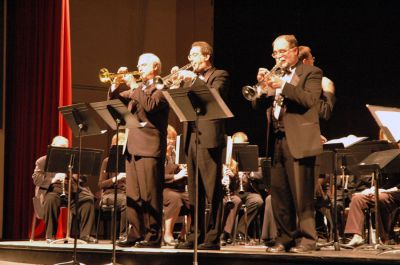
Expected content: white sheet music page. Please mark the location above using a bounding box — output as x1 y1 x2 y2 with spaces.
325 134 368 148
375 111 400 142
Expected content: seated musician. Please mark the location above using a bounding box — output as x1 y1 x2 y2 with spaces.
98 132 127 240
220 132 264 245
32 136 97 243
163 125 191 246
345 130 400 247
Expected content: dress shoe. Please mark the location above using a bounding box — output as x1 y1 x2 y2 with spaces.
220 231 232 246
135 240 161 248
175 241 194 249
117 238 138 247
163 238 177 246
198 242 220 250
289 245 315 253
266 243 286 253
80 235 98 244
345 234 364 247
46 237 55 244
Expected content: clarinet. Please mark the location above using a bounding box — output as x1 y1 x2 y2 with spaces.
60 175 67 199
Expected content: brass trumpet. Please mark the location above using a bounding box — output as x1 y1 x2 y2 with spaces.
242 62 284 101
99 68 142 84
154 63 193 89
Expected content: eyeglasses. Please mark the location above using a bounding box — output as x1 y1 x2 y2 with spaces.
188 52 201 60
271 47 295 58
137 63 148 68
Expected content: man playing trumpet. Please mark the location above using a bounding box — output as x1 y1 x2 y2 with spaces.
174 41 230 251
109 53 170 248
252 34 323 253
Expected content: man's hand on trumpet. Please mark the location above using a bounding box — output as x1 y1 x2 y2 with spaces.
266 74 284 90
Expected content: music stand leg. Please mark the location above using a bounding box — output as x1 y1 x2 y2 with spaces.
51 155 87 247
317 152 350 251
104 122 123 265
355 170 393 252
193 114 200 265
54 129 87 265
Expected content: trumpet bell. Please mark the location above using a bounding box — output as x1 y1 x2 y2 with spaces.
98 68 142 84
99 68 111 83
242 85 257 101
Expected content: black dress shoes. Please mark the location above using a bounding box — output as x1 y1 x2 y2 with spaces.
198 242 220 250
266 243 286 253
289 245 315 254
80 235 98 244
135 240 161 248
175 241 194 249
163 239 177 246
117 238 138 247
220 231 232 246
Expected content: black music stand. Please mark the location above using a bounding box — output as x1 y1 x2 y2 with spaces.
45 146 103 265
58 103 105 265
232 144 259 172
90 99 139 265
163 82 233 265
231 144 258 245
317 142 352 251
356 149 400 252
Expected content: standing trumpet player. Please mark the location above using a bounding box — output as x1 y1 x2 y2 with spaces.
32 136 96 243
175 41 230 251
110 53 169 248
252 34 323 253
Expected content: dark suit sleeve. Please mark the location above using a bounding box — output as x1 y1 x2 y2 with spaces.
282 67 322 109
32 156 46 186
98 157 115 189
319 91 336 121
164 162 180 183
209 70 230 100
132 86 169 114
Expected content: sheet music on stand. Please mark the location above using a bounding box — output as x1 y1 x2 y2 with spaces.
325 135 368 148
175 135 186 165
366 104 400 143
232 144 259 172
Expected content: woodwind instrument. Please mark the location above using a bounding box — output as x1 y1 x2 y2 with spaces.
60 175 67 199
224 136 235 208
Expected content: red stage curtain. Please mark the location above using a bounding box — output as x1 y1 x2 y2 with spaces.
4 0 72 239
58 0 72 141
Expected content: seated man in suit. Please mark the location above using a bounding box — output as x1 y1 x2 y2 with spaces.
32 136 97 243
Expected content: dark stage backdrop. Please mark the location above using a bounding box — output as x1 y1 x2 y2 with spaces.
4 0 63 239
214 1 400 155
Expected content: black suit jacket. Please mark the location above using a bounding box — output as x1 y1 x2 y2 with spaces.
182 67 230 149
254 62 323 159
110 83 170 158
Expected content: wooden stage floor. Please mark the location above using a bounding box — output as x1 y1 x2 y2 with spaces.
1 240 400 265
